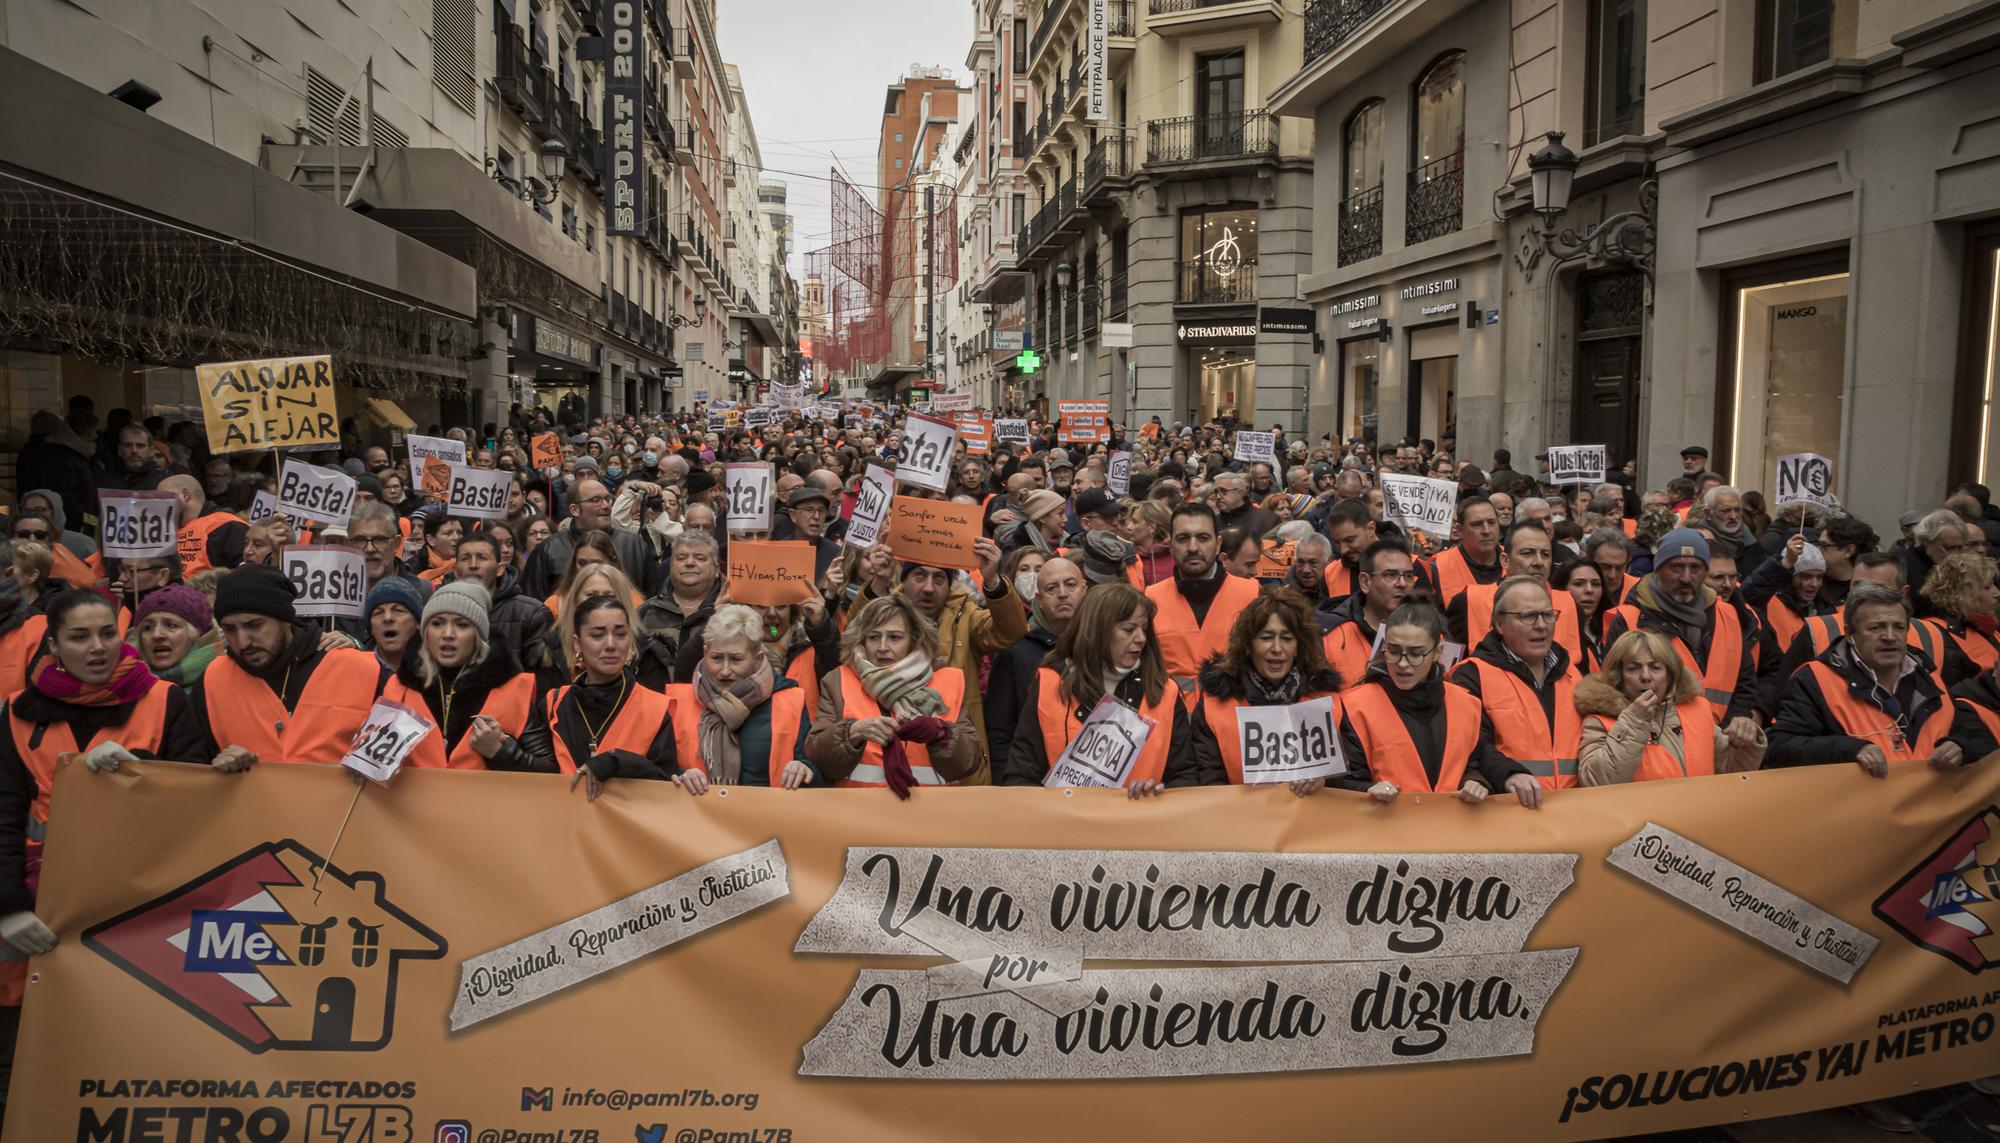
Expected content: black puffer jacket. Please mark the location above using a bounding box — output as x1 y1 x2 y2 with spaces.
392 640 555 772
488 570 555 677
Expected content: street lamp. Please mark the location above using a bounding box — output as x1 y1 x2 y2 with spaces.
1054 262 1074 290
1525 131 1658 297
537 138 568 181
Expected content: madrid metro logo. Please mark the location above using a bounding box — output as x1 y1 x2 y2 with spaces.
84 840 446 1051
1873 807 2000 972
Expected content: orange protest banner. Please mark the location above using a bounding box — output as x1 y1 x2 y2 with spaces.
957 415 993 455
725 539 816 605
421 457 451 500
530 432 562 470
1255 539 1297 579
884 495 982 570
13 762 2000 1142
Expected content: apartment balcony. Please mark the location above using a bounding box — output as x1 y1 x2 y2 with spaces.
565 0 600 34
1083 134 1134 201
495 30 544 122
1148 0 1285 34
1145 109 1278 168
1337 184 1383 265
1030 0 1076 67
1176 257 1258 305
669 27 695 80
1404 151 1463 246
1273 0 1481 118
1109 0 1136 36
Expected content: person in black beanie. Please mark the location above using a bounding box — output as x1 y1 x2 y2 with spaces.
187 565 390 768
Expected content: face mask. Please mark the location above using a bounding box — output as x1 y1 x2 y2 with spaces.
642 451 659 467
1014 570 1039 603
607 466 624 479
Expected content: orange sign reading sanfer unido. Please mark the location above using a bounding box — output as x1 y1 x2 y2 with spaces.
530 432 562 470
11 761 2000 1142
884 495 982 570
726 539 816 605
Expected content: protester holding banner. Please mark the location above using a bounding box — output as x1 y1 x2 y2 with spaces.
1177 591 1341 791
804 594 978 794
1335 603 1516 801
1447 576 1575 800
1576 630 1766 784
1000 583 1189 795
188 565 388 769
542 583 677 793
379 582 552 773
666 603 815 792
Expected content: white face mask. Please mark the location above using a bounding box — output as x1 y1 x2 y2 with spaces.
1014 570 1039 603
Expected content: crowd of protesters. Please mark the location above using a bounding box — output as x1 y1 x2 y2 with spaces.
0 393 1995 1127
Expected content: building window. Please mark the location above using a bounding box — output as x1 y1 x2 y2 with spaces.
1720 260 1850 496
1755 0 1855 82
1339 336 1381 446
1587 0 1646 144
1195 50 1246 150
1013 18 1028 72
1013 100 1027 145
1407 52 1466 246
1177 203 1258 305
1959 230 2000 484
1340 100 1385 265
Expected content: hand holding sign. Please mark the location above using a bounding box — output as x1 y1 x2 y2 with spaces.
846 465 896 549
196 354 339 454
726 541 816 605
1775 453 1835 509
1547 445 1607 486
1045 698 1155 789
897 414 959 492
1233 431 1277 466
407 434 467 489
884 497 982 571
281 545 366 618
1234 697 1343 784
1108 451 1132 496
342 699 434 784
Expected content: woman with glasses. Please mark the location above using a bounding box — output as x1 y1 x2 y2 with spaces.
9 515 91 594
1177 590 1340 793
522 516 554 562
1334 603 1527 804
1576 629 1764 784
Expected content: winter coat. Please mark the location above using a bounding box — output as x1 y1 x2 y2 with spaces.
982 623 1059 776
802 662 982 783
1766 638 1950 767
488 571 556 678
392 641 555 771
1572 673 1764 785
15 424 98 538
856 577 1029 783
635 583 720 688
999 657 1192 787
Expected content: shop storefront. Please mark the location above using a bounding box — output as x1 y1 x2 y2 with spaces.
511 312 600 429
1176 314 1258 426
1716 258 1850 497
1308 263 1499 453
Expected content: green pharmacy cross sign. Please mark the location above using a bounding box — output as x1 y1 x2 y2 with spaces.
1015 349 1043 375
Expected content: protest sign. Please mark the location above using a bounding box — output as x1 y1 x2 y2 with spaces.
1043 698 1155 788
1254 539 1296 580
897 413 959 492
844 414 865 431
246 489 278 524
1234 696 1343 783
279 544 365 618
1108 450 1132 496
421 457 452 501
709 413 730 433
745 406 774 430
1233 430 1278 465
995 418 1030 446
1548 445 1607 486
692 388 711 404
340 700 433 785
957 415 993 456
530 432 562 470
884 496 982 571
845 465 896 549
1381 473 1458 538
20 761 2000 1140
98 491 178 559
725 540 816 605
1056 400 1109 444
277 459 356 527
444 465 510 520
725 463 774 532
933 392 975 413
406 434 466 489
770 383 806 409
195 354 339 453
1775 452 1836 509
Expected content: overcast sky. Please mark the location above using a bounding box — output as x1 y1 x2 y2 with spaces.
718 1 968 273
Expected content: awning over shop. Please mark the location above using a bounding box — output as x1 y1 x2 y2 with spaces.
363 397 418 432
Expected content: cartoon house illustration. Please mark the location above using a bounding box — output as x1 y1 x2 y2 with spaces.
1875 807 2000 973
85 840 446 1053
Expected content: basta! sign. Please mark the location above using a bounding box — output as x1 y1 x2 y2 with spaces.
196 354 340 454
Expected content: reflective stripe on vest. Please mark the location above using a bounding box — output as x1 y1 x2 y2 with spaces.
1465 583 1582 668
200 649 381 764
544 681 672 776
833 665 967 788
8 679 170 827
389 673 538 770
1341 680 1480 793
1146 574 1261 684
1202 691 1338 784
1467 658 1581 790
1614 604 1740 719
1034 667 1180 787
1804 662 1951 762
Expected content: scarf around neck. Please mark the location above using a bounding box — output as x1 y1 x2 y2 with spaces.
1246 666 1305 704
695 659 777 786
856 651 946 721
32 644 156 707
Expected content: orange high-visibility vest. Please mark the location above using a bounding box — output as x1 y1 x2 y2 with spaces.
386 672 537 770
198 649 381 764
1201 690 1339 783
1582 695 1718 782
660 682 804 787
1942 622 2000 673
1765 596 1807 653
0 616 47 700
1428 546 1498 610
1612 603 1742 722
1958 697 2000 744
1322 622 1375 692
545 681 672 776
1340 679 1481 793
177 512 236 576
1321 560 1355 598
784 645 822 718
1804 662 1952 762
1464 583 1581 666
1465 658 1581 789
1619 518 1637 540
1034 667 1180 787
1803 613 1944 667
832 665 966 788
1147 573 1260 691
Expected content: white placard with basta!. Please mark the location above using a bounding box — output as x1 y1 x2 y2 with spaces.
278 459 358 526
445 464 511 520
1234 696 1344 784
98 491 179 559
281 545 366 618
897 413 959 492
247 490 278 524
725 463 774 532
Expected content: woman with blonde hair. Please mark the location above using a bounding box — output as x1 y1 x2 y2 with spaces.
381 581 552 772
1123 497 1175 584
1918 551 2000 672
804 593 979 794
1575 628 1766 784
1000 583 1190 796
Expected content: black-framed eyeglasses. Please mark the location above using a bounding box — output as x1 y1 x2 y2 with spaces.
1499 609 1559 626
1381 644 1434 665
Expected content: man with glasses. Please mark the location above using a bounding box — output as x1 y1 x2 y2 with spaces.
158 475 247 578
1321 538 1418 689
1453 521 1581 665
107 555 178 605
1449 575 1576 795
337 502 427 645
783 486 841 579
1603 529 1764 750
518 477 656 598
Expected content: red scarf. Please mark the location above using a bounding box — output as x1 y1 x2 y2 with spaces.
30 644 157 707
